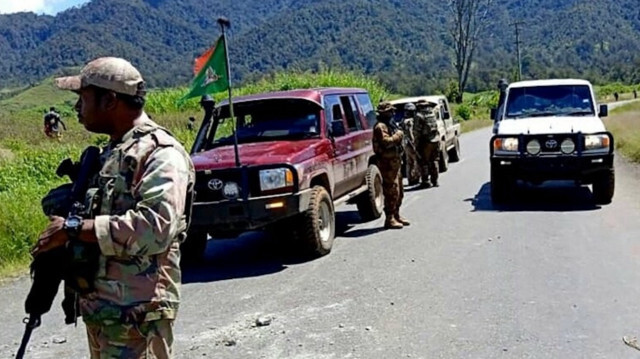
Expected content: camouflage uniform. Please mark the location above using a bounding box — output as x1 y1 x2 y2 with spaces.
80 119 194 358
55 58 196 359
400 103 420 185
372 102 410 229
414 100 440 187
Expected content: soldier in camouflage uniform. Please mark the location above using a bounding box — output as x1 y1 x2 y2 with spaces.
414 99 440 188
32 57 195 359
372 101 410 229
400 102 421 186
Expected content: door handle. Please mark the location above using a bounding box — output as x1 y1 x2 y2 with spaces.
347 145 353 151
364 140 370 145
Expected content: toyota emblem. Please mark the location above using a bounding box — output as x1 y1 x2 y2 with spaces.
207 178 224 191
545 139 558 149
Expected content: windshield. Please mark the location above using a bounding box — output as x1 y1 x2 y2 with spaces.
204 99 322 148
504 85 595 119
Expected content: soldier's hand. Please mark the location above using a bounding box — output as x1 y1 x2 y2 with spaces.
31 216 68 256
393 130 404 142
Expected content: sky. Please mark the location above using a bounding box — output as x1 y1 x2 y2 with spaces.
0 0 89 15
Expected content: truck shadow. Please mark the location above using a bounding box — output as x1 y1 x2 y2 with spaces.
182 209 372 284
467 181 601 212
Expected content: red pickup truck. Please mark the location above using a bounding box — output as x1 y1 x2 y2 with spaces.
183 88 384 262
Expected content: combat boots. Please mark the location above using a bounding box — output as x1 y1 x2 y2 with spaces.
384 216 403 229
395 212 410 226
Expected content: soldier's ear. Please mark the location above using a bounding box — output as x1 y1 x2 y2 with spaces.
100 91 118 111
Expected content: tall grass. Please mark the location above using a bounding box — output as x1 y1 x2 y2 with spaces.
146 70 390 115
607 101 640 162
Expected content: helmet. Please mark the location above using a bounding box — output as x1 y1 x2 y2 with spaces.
404 103 416 111
50 106 56 111
376 101 395 114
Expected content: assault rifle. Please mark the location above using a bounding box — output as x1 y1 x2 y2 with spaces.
16 146 101 359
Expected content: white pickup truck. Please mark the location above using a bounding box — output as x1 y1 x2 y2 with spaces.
490 79 614 204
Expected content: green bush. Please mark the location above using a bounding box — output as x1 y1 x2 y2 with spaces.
456 104 472 121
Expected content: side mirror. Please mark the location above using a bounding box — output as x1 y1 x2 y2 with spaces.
330 120 346 137
490 108 497 121
599 104 608 118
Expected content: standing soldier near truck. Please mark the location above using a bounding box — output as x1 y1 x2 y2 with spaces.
372 101 410 229
414 99 440 188
400 102 421 186
32 57 195 358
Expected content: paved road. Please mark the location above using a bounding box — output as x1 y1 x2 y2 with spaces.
3 125 640 358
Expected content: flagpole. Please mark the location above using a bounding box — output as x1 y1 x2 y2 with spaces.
217 17 241 168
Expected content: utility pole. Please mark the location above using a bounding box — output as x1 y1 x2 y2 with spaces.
511 21 524 81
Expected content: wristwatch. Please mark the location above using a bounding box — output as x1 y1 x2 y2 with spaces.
64 214 84 239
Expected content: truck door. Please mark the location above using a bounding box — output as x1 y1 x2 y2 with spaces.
440 99 455 145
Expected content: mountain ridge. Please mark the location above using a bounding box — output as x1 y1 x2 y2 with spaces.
1 0 639 94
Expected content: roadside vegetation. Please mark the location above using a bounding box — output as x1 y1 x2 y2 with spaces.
607 101 640 162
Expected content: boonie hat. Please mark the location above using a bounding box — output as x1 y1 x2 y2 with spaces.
377 101 395 113
55 57 145 96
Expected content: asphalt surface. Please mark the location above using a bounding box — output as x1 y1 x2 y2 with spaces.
2 110 640 358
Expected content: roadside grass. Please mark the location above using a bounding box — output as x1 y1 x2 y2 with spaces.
607 101 640 162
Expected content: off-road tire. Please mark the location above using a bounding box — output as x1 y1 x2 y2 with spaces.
490 165 511 204
592 168 615 204
357 165 384 221
180 230 208 265
439 141 449 173
298 186 335 257
448 137 461 163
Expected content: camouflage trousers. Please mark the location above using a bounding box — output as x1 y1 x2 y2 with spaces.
418 142 439 185
86 319 174 359
377 157 404 216
403 143 421 185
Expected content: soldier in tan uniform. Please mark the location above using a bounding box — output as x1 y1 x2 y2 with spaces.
372 101 410 229
414 99 440 188
32 57 195 358
400 102 421 186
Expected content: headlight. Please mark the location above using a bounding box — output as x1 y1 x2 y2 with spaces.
259 168 294 191
584 134 611 151
560 138 575 154
493 137 519 153
526 139 541 155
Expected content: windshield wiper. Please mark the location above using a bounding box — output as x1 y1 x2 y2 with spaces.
525 111 558 118
564 111 593 116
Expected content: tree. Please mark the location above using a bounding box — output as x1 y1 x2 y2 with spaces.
447 0 493 103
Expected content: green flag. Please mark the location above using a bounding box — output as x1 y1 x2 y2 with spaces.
178 35 229 103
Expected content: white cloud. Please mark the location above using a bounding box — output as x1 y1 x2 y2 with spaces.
0 0 87 15
0 0 46 14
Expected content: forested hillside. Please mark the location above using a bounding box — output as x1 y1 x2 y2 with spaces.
1 0 640 94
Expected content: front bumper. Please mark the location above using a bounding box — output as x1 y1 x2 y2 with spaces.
490 132 614 182
190 189 313 236
491 154 613 182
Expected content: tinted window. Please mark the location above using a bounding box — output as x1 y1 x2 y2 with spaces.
505 85 595 119
340 96 361 131
356 94 376 128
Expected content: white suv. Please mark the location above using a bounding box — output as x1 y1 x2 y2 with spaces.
490 79 614 204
